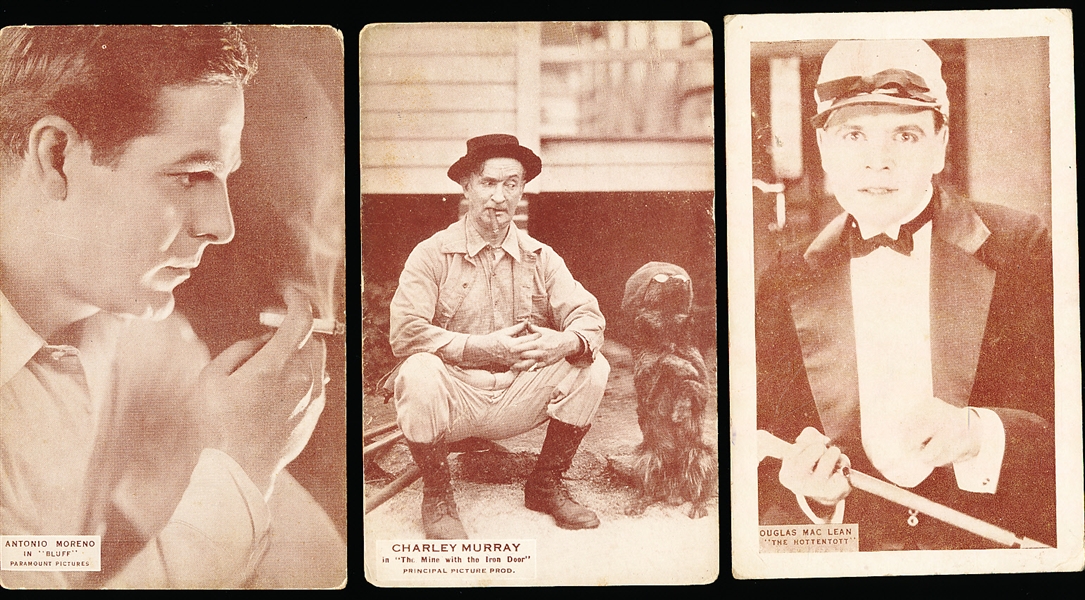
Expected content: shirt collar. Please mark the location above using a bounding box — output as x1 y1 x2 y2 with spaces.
0 291 47 387
0 291 126 391
464 218 522 262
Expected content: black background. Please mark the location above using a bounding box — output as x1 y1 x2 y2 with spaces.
4 2 1080 595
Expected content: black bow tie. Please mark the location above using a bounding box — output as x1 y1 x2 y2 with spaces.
847 200 935 259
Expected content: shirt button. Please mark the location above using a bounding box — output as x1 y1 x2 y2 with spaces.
463 283 468 288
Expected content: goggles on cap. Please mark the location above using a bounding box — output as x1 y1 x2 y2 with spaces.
652 273 691 284
639 272 694 314
816 68 937 108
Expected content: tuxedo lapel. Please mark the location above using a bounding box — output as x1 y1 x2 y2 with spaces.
930 192 995 408
788 214 862 448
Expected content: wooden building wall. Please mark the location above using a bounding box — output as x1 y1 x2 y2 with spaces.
360 23 540 196
360 22 713 196
542 140 713 191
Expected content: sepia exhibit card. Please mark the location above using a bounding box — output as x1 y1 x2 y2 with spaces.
361 22 719 586
727 10 1082 578
0 25 347 589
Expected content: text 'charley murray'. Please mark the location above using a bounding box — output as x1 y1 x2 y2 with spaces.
390 542 522 553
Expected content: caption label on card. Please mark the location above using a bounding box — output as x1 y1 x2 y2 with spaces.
374 540 536 581
1 536 101 571
758 525 858 553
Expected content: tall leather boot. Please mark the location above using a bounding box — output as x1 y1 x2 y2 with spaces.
406 440 467 539
524 419 600 529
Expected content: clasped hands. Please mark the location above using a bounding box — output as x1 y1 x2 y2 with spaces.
462 321 580 372
780 396 985 507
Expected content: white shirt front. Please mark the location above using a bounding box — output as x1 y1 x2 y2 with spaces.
849 190 1004 492
851 217 939 487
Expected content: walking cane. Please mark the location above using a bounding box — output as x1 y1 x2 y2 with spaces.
757 430 1051 548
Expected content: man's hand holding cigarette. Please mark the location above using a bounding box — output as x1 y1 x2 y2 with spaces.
196 286 328 497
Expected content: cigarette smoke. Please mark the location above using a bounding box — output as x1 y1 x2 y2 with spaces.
254 34 345 322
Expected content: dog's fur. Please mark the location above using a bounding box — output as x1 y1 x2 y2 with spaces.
622 263 717 518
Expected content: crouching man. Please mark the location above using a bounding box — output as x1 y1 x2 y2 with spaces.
385 134 611 539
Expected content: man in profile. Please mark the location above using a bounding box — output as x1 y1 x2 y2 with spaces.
386 134 610 539
0 26 343 587
756 39 1055 550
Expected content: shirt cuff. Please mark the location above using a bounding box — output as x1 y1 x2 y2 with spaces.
796 494 845 524
436 333 470 364
572 331 589 354
563 331 593 366
162 448 272 584
952 407 1005 494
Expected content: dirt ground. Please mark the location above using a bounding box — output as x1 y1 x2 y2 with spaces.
363 341 720 586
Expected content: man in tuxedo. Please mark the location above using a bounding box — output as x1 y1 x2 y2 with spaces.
756 39 1055 550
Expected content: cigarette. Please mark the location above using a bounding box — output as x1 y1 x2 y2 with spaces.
260 311 345 335
528 362 540 372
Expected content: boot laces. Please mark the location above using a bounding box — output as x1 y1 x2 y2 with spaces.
528 470 581 504
541 478 575 506
435 499 458 517
426 493 459 519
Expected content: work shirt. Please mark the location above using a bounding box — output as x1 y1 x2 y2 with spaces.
388 217 605 390
0 293 269 588
456 216 523 339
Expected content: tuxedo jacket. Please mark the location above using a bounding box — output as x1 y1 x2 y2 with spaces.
755 189 1055 550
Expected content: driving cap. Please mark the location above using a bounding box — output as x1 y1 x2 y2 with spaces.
812 39 948 129
447 134 542 183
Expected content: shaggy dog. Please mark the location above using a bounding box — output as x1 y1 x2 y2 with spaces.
621 262 717 518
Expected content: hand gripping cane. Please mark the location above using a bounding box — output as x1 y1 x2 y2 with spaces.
757 430 1051 548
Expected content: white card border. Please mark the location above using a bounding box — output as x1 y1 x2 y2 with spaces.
726 9 1083 578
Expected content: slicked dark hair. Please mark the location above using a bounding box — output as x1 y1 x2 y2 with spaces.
0 25 256 167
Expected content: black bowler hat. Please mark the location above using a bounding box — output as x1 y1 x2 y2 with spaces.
447 134 542 184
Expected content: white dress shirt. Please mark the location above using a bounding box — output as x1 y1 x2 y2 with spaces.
0 293 269 588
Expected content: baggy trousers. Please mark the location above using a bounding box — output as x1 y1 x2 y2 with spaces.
393 352 611 444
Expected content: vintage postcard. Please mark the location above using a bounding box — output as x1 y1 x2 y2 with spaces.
727 10 1083 577
361 22 718 586
0 25 346 588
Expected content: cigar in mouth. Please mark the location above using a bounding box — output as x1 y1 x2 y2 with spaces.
260 311 345 335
